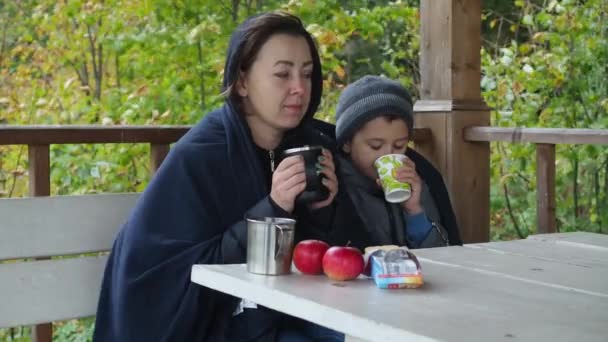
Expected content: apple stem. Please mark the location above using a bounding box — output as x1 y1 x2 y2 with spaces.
346 240 351 247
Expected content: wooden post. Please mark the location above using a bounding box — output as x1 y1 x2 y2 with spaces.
536 144 557 233
414 0 490 243
28 144 52 342
150 143 170 173
28 145 50 198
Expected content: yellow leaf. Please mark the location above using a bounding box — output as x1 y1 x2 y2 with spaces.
136 85 148 96
333 65 345 79
532 32 546 43
512 81 522 95
318 30 338 45
64 77 77 90
518 43 532 55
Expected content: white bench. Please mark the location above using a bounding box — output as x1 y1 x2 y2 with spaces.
0 193 138 330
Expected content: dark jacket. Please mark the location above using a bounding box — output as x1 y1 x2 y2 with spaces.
322 150 460 252
304 123 462 251
93 15 329 342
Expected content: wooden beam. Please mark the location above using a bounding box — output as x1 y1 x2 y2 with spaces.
465 126 608 145
27 144 52 342
150 143 170 173
28 145 50 197
419 0 482 101
0 125 431 147
32 324 52 342
0 125 190 145
416 0 490 243
536 144 557 234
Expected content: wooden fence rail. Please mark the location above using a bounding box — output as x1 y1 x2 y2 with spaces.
464 126 608 235
0 125 191 341
0 125 433 187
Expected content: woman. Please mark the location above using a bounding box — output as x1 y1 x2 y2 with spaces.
93 12 339 341
309 75 461 252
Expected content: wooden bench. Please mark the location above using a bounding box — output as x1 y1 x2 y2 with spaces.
0 193 139 335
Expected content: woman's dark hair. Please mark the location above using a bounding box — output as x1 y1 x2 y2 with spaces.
222 11 322 114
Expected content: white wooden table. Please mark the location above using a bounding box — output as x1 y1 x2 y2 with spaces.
191 232 608 341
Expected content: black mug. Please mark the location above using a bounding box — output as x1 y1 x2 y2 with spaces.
281 145 329 204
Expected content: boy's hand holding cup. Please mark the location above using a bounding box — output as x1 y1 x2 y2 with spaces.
374 154 423 215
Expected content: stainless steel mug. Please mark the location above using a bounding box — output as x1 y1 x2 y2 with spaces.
246 217 296 275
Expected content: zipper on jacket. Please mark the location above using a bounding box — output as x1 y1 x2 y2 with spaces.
269 150 275 172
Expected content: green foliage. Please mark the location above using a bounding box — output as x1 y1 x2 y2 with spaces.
482 0 608 238
0 326 30 342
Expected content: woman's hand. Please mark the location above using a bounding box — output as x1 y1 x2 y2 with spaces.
393 157 424 215
310 149 338 210
270 155 307 213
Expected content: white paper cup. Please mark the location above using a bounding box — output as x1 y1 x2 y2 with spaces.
374 154 412 203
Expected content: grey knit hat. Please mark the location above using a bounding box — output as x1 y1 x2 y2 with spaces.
335 75 414 146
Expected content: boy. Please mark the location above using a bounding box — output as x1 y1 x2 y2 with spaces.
321 75 461 250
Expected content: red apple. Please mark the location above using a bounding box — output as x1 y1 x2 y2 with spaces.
322 246 365 281
293 240 330 275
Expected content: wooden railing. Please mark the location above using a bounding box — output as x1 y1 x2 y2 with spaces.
0 125 191 342
0 125 433 197
464 127 608 234
4 124 607 340
0 124 430 341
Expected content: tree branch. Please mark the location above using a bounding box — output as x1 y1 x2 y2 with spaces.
232 0 240 22
497 141 525 238
69 60 91 98
96 43 103 100
197 38 206 110
246 0 254 15
0 14 9 69
495 16 504 58
115 53 121 88
8 146 25 198
96 5 104 101
503 182 525 238
87 24 101 100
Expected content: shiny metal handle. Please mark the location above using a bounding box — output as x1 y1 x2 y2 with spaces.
274 224 288 259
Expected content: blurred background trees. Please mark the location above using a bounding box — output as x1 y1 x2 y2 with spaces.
2 0 607 234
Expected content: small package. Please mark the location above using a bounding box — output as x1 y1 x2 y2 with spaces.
365 246 424 289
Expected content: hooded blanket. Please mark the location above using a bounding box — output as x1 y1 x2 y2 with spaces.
93 15 328 341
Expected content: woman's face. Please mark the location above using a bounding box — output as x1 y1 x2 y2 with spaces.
238 33 313 135
343 116 410 180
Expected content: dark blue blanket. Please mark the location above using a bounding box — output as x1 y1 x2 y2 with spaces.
94 13 328 341
93 105 281 341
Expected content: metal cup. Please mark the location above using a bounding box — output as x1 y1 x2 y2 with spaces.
246 217 296 275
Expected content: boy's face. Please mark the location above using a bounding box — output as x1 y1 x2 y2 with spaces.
343 116 410 181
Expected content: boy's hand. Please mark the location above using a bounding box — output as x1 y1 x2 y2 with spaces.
310 149 338 210
393 158 424 215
